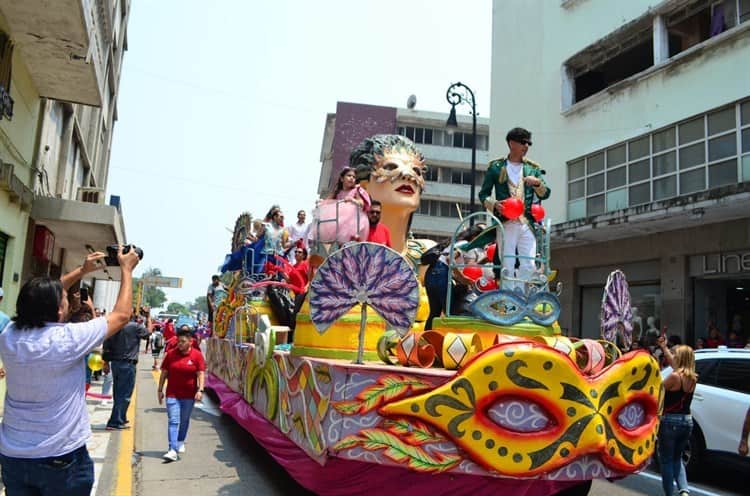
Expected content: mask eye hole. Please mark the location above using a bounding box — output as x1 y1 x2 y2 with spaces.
487 397 554 433
616 401 647 430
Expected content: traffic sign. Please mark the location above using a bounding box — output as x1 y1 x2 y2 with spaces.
140 276 183 288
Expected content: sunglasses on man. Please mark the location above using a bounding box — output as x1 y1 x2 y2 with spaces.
515 139 532 146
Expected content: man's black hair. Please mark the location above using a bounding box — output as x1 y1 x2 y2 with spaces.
211 274 220 281
506 127 531 143
177 328 193 338
13 277 63 329
370 200 382 208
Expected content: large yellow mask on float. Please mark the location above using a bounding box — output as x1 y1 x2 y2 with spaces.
381 342 662 477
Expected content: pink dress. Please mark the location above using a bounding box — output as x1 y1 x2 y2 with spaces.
311 186 371 244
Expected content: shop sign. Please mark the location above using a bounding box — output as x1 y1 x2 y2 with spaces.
690 251 750 276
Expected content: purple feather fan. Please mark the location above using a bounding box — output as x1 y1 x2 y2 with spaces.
309 242 419 335
600 270 633 349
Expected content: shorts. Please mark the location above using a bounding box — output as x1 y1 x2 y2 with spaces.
152 348 163 359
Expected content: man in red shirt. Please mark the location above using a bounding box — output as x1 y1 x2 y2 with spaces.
162 318 176 342
366 200 392 247
157 329 205 461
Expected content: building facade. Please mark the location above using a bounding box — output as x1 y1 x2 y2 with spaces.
490 0 750 344
318 101 490 240
0 0 130 313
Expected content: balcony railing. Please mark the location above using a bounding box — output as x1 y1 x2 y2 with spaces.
77 187 106 204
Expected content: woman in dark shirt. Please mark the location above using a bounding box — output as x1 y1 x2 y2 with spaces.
657 336 697 496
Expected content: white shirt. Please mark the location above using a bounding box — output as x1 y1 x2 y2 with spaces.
0 317 108 457
288 221 310 247
506 161 523 185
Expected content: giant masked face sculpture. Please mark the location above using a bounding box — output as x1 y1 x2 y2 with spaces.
350 135 426 253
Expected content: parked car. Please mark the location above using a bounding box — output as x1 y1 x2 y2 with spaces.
661 346 750 473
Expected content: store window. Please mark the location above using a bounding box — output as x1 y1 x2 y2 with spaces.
579 283 661 341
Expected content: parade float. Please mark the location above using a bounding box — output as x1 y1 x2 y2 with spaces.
205 135 662 496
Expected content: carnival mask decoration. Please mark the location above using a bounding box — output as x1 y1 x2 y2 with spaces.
380 342 661 477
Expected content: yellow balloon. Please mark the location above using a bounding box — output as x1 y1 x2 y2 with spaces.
87 353 104 372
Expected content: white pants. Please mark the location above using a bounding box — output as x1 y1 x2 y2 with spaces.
496 221 536 290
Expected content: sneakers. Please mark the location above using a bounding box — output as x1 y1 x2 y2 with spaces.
162 449 178 462
178 444 186 454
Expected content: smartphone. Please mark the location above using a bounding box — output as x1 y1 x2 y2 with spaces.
80 287 89 302
661 325 667 338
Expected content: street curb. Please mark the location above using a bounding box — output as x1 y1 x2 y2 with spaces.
112 384 136 495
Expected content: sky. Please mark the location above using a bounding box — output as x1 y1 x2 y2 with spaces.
108 0 492 307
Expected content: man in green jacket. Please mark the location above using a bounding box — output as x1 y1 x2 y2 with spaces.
477 127 550 289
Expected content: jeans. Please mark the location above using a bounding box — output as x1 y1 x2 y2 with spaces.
166 397 195 451
0 445 94 496
658 414 692 496
101 370 113 397
107 360 136 428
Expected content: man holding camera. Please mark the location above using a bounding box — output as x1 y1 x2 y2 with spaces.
103 308 150 430
0 247 140 495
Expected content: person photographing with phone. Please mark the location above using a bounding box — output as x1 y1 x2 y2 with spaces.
0 246 141 495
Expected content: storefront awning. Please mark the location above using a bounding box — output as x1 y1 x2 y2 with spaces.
31 196 126 277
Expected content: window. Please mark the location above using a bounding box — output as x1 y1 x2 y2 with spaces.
424 166 439 182
566 99 748 219
416 200 466 218
667 0 747 56
695 359 719 386
450 168 477 186
0 231 8 285
565 1 749 108
397 126 434 145
0 31 15 120
568 27 653 104
398 125 488 150
715 359 750 394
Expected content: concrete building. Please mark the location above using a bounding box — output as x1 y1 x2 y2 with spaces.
318 101 490 239
0 0 131 311
490 0 750 343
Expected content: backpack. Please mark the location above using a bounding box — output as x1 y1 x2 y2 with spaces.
152 331 164 349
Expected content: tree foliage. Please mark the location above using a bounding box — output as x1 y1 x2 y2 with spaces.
133 267 167 309
190 296 208 312
167 302 190 315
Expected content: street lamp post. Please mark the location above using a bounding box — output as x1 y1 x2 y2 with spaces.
445 82 477 224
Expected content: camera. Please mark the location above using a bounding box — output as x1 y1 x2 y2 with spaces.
105 244 144 266
80 287 89 302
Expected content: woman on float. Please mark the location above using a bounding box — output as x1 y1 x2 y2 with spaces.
311 167 371 246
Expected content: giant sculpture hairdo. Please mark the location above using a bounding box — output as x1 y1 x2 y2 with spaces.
349 134 427 192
